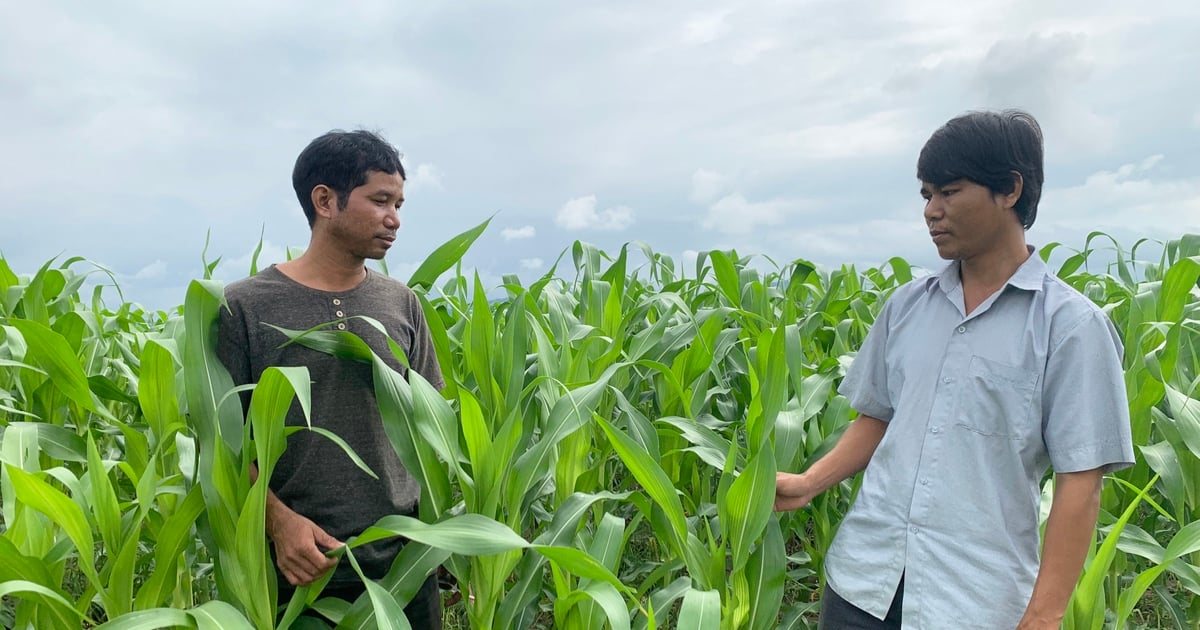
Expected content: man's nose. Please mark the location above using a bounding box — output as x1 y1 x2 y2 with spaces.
923 197 943 224
384 210 401 229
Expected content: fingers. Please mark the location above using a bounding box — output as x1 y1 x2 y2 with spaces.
275 525 340 586
773 495 810 512
278 549 334 586
774 472 813 512
312 527 344 552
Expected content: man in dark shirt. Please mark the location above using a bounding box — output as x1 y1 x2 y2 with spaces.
218 130 445 628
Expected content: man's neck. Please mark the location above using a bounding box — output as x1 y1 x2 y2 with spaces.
276 242 368 292
958 235 1030 315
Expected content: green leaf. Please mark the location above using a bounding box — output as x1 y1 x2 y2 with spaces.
86 434 123 559
407 216 491 290
677 588 721 630
236 365 311 628
343 549 414 630
6 319 97 413
354 513 529 555
722 448 777 573
1068 474 1158 629
6 465 97 579
139 339 182 442
0 580 83 626
305 426 379 480
134 485 206 610
337 542 450 630
509 363 624 509
746 518 786 630
95 608 196 629
189 600 256 630
595 415 693 573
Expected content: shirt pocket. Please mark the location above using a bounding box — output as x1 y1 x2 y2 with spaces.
956 355 1039 440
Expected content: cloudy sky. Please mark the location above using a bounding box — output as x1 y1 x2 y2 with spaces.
2 1 1198 308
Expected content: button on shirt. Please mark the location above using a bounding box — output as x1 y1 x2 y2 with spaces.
825 250 1135 629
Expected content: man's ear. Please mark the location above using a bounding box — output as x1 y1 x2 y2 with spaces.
1001 171 1024 210
311 185 339 221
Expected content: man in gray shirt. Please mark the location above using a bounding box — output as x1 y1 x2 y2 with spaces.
218 130 445 627
775 110 1134 629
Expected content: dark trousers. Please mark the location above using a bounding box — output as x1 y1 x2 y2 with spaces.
818 575 903 630
280 573 442 629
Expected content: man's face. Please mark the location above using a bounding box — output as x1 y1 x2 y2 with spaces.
327 170 405 260
920 178 1019 261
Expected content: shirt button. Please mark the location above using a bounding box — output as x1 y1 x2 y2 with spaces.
337 323 346 330
336 310 344 317
333 299 342 305
920 478 930 486
910 526 919 534
943 377 954 384
957 326 967 333
930 427 940 434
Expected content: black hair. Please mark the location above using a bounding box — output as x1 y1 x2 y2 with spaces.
917 110 1044 229
292 129 405 227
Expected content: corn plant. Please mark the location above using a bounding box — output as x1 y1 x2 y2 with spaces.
2 230 1198 629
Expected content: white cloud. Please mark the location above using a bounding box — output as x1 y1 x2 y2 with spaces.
132 259 167 280
2 0 1198 310
701 193 803 235
690 169 727 204
778 219 933 268
501 225 536 240
555 195 635 231
406 163 443 192
758 110 918 161
975 33 1117 153
380 260 420 282
681 249 700 274
682 11 730 45
212 241 289 282
732 38 779 65
1039 155 1200 240
519 257 544 270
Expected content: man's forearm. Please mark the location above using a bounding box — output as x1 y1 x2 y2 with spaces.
803 414 888 492
1020 468 1104 626
250 462 292 540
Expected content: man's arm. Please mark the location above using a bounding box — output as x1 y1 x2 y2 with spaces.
1016 468 1104 630
249 463 342 587
774 414 887 511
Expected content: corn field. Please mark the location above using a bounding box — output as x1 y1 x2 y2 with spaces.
1 226 1198 629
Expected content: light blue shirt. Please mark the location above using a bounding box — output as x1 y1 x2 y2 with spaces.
826 249 1135 629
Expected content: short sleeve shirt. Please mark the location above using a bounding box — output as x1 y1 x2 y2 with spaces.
826 249 1135 629
217 265 444 586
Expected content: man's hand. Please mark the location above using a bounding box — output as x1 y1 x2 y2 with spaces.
267 504 342 586
775 472 819 512
774 415 887 513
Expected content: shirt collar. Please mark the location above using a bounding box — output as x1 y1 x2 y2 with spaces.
934 245 1047 296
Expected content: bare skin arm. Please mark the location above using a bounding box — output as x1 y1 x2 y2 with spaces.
1016 468 1104 629
249 463 342 586
774 415 888 511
